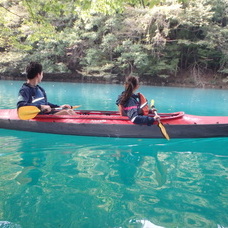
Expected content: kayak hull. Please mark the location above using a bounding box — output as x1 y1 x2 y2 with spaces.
0 109 228 138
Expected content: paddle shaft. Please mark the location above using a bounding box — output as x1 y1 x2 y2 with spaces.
153 110 161 123
150 101 159 121
151 100 170 140
40 105 80 114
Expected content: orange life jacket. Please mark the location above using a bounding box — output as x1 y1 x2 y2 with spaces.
118 93 149 116
138 92 149 115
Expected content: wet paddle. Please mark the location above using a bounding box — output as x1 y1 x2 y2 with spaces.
151 100 170 140
18 105 80 120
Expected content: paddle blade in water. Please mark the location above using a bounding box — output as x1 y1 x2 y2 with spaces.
18 106 41 120
158 122 170 140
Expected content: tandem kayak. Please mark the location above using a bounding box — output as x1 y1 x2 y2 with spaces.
0 109 228 138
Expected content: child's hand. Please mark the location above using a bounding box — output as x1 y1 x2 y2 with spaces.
151 108 157 113
41 105 51 113
60 104 71 109
154 114 160 121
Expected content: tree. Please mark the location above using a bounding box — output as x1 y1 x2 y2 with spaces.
0 0 227 87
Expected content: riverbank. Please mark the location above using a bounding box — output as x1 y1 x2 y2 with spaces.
1 72 227 89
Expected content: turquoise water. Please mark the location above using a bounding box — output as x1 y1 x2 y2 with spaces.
0 80 228 228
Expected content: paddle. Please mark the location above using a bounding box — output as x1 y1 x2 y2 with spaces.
18 105 80 120
151 100 170 140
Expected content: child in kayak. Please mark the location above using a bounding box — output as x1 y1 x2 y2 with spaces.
116 76 160 125
17 62 74 115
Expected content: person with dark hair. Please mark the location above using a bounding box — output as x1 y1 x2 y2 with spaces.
17 62 74 115
116 76 160 125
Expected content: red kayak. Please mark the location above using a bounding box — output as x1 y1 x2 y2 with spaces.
0 109 228 138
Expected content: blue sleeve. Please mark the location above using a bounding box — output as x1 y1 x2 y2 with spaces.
133 116 155 126
47 102 59 108
17 88 36 109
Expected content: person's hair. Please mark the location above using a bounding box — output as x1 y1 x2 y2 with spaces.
26 62 43 79
119 76 139 105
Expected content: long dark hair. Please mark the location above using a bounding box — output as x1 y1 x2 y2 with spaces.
119 76 139 105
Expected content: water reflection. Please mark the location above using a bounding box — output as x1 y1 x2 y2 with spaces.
15 150 45 185
129 219 164 228
112 148 142 186
108 147 167 188
0 221 21 228
0 130 227 228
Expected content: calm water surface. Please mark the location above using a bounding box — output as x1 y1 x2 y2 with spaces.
0 80 228 228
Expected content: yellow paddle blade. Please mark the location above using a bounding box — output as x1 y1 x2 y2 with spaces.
71 105 81 109
150 99 155 108
158 122 170 140
18 106 41 120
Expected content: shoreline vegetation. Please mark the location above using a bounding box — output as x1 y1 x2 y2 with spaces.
1 0 228 89
1 71 227 89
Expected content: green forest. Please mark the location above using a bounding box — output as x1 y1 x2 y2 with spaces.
0 0 228 87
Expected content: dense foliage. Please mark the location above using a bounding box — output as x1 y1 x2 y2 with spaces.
0 0 228 85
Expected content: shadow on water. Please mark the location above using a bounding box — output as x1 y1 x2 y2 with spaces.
0 129 228 228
